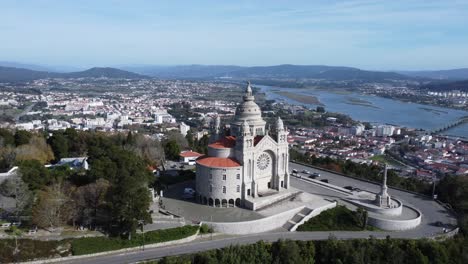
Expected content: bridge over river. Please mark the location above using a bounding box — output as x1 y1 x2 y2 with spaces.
431 115 468 136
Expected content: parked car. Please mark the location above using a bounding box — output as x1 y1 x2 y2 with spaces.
182 188 195 199
308 175 318 179
292 169 298 174
344 186 354 191
301 170 310 174
311 172 321 177
320 179 329 183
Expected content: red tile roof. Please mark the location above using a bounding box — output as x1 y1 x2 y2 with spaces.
180 151 204 158
209 136 236 149
196 156 241 168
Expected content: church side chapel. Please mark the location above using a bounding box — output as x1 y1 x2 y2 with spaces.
195 82 290 209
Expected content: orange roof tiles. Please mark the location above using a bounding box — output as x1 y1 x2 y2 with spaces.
208 136 236 149
196 156 241 168
180 151 204 158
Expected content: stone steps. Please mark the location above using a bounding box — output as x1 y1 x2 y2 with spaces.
283 207 313 231
255 191 303 211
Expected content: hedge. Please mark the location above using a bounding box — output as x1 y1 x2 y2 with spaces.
71 225 199 255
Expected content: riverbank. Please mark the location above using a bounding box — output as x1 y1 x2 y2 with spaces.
259 85 468 138
275 91 324 105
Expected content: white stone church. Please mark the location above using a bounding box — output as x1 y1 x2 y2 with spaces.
195 82 290 210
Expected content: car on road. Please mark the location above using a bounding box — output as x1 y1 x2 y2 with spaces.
301 170 310 174
292 169 298 174
344 186 361 192
182 188 195 199
311 172 321 177
320 179 329 183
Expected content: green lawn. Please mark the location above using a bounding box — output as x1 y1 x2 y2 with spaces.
297 206 369 231
370 155 403 167
71 225 199 255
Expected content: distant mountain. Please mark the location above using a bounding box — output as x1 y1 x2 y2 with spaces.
226 64 410 81
0 66 147 82
421 79 468 92
399 68 468 80
123 64 412 82
61 67 145 79
0 61 84 73
122 64 243 78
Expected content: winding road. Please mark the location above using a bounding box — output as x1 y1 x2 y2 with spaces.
57 163 457 264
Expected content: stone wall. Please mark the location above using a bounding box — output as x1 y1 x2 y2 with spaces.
204 202 336 234
204 206 305 234
367 206 422 231
290 202 337 231
196 164 242 204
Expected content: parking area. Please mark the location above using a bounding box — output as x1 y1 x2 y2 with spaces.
161 181 263 223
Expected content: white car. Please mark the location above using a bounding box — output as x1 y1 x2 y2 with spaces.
183 188 196 198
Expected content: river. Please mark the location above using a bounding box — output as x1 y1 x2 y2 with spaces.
258 85 468 138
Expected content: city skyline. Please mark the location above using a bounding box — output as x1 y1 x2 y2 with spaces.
1 0 468 70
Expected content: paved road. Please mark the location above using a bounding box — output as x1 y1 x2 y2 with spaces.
289 163 458 236
61 228 437 264
57 163 457 264
14 102 36 122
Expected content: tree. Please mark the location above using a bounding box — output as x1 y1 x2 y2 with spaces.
14 136 54 164
18 160 51 191
272 239 304 264
88 146 153 237
125 134 165 166
165 131 188 149
48 133 69 160
8 226 23 260
32 182 72 230
73 179 110 226
0 128 15 146
316 106 326 113
14 130 32 146
0 145 16 172
164 140 181 161
0 174 33 221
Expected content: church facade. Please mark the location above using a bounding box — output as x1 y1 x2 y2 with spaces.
195 82 290 209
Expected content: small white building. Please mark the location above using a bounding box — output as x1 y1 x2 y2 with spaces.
55 157 89 170
180 122 190 137
180 151 203 165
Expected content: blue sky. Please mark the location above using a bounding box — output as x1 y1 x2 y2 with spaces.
1 0 468 70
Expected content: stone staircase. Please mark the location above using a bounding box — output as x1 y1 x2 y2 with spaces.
255 191 303 211
283 207 313 231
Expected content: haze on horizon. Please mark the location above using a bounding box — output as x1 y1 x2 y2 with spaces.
1 0 468 71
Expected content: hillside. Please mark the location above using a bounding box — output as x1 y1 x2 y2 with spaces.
399 68 468 80
123 64 243 78
126 64 413 82
421 79 468 92
61 67 145 79
0 66 147 82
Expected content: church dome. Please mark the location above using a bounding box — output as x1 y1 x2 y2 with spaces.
233 82 264 124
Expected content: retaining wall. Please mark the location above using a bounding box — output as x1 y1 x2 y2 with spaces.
345 198 403 216
26 225 201 264
290 202 337 232
204 206 304 235
367 206 422 231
